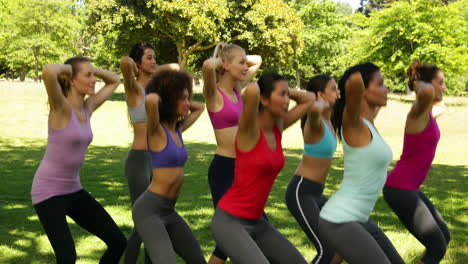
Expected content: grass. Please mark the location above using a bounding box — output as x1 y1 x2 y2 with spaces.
0 80 467 263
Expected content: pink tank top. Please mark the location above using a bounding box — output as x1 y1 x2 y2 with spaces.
386 113 440 190
208 88 243 129
31 106 93 204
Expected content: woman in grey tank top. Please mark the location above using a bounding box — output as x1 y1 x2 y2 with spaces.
120 42 180 264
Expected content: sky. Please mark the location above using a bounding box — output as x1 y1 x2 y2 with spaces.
338 0 361 10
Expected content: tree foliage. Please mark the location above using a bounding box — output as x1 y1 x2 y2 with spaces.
354 0 468 94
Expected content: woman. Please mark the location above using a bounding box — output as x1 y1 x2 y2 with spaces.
318 63 404 264
285 74 341 264
31 57 126 263
211 73 315 264
132 70 206 263
202 42 261 264
120 42 179 264
384 61 450 264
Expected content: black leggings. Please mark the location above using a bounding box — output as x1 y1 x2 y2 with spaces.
211 208 307 264
208 154 269 260
383 186 450 264
285 176 334 264
34 189 127 264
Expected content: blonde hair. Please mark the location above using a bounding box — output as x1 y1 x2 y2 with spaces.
212 42 244 62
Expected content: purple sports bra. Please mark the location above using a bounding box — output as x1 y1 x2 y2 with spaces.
148 125 188 169
208 88 243 129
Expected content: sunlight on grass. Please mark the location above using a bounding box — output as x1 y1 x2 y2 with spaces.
1 81 467 263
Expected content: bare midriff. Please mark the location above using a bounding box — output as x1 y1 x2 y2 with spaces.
295 154 333 185
148 167 185 199
131 122 148 150
213 126 238 158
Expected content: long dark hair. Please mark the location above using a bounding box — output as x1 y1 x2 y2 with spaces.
146 70 193 128
331 63 380 141
58 56 91 97
300 74 333 131
257 72 287 111
407 60 440 91
129 42 155 65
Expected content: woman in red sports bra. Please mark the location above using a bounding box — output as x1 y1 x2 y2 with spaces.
210 72 316 264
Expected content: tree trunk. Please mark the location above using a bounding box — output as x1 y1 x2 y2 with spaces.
12 71 15 80
20 64 26 81
33 47 39 82
295 61 301 89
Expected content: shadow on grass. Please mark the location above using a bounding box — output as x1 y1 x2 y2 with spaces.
0 138 467 263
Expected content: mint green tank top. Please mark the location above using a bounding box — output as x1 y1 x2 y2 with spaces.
319 118 392 223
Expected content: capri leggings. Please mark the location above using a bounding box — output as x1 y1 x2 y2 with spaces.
208 154 268 260
34 189 127 264
124 150 152 264
211 207 307 264
318 216 405 264
287 176 404 264
383 186 450 264
132 190 206 264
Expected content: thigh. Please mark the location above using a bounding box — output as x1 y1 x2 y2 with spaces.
362 219 404 264
211 208 269 264
34 196 76 262
418 190 450 243
254 219 307 264
132 198 177 264
66 190 125 246
166 212 206 264
125 150 152 204
319 219 391 264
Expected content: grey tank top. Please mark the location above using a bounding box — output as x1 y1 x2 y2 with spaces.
128 84 147 123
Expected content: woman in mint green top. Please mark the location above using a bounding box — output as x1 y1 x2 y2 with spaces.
318 63 404 264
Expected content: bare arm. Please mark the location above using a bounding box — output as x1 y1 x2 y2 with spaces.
305 98 330 131
281 89 315 131
181 101 205 132
239 55 262 89
42 64 71 111
408 82 435 119
120 56 138 95
154 63 180 74
237 82 260 151
145 93 162 135
85 67 120 113
202 58 223 110
342 72 365 128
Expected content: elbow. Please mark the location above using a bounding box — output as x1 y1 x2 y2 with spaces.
42 64 57 78
244 82 260 100
202 59 214 72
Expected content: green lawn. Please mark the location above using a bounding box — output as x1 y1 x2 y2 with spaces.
0 81 467 263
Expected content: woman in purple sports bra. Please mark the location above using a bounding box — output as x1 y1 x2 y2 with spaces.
131 70 206 263
31 57 126 263
202 42 262 264
120 41 179 264
384 61 450 264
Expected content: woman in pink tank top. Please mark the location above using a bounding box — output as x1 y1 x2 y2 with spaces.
210 72 316 264
31 57 126 263
202 42 262 264
383 61 450 264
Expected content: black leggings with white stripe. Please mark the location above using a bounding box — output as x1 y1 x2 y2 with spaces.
286 175 404 264
285 175 334 264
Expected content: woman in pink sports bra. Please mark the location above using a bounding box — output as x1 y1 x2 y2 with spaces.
202 42 262 264
31 57 126 263
384 61 450 264
120 42 179 264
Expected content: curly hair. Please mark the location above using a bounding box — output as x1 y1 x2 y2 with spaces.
146 70 193 127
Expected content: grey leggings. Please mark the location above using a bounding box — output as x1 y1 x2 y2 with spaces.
384 186 450 264
318 218 404 264
124 150 152 264
211 207 307 264
132 190 206 264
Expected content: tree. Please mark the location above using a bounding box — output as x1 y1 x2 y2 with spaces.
289 0 353 82
87 0 303 75
0 0 81 81
355 0 468 95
